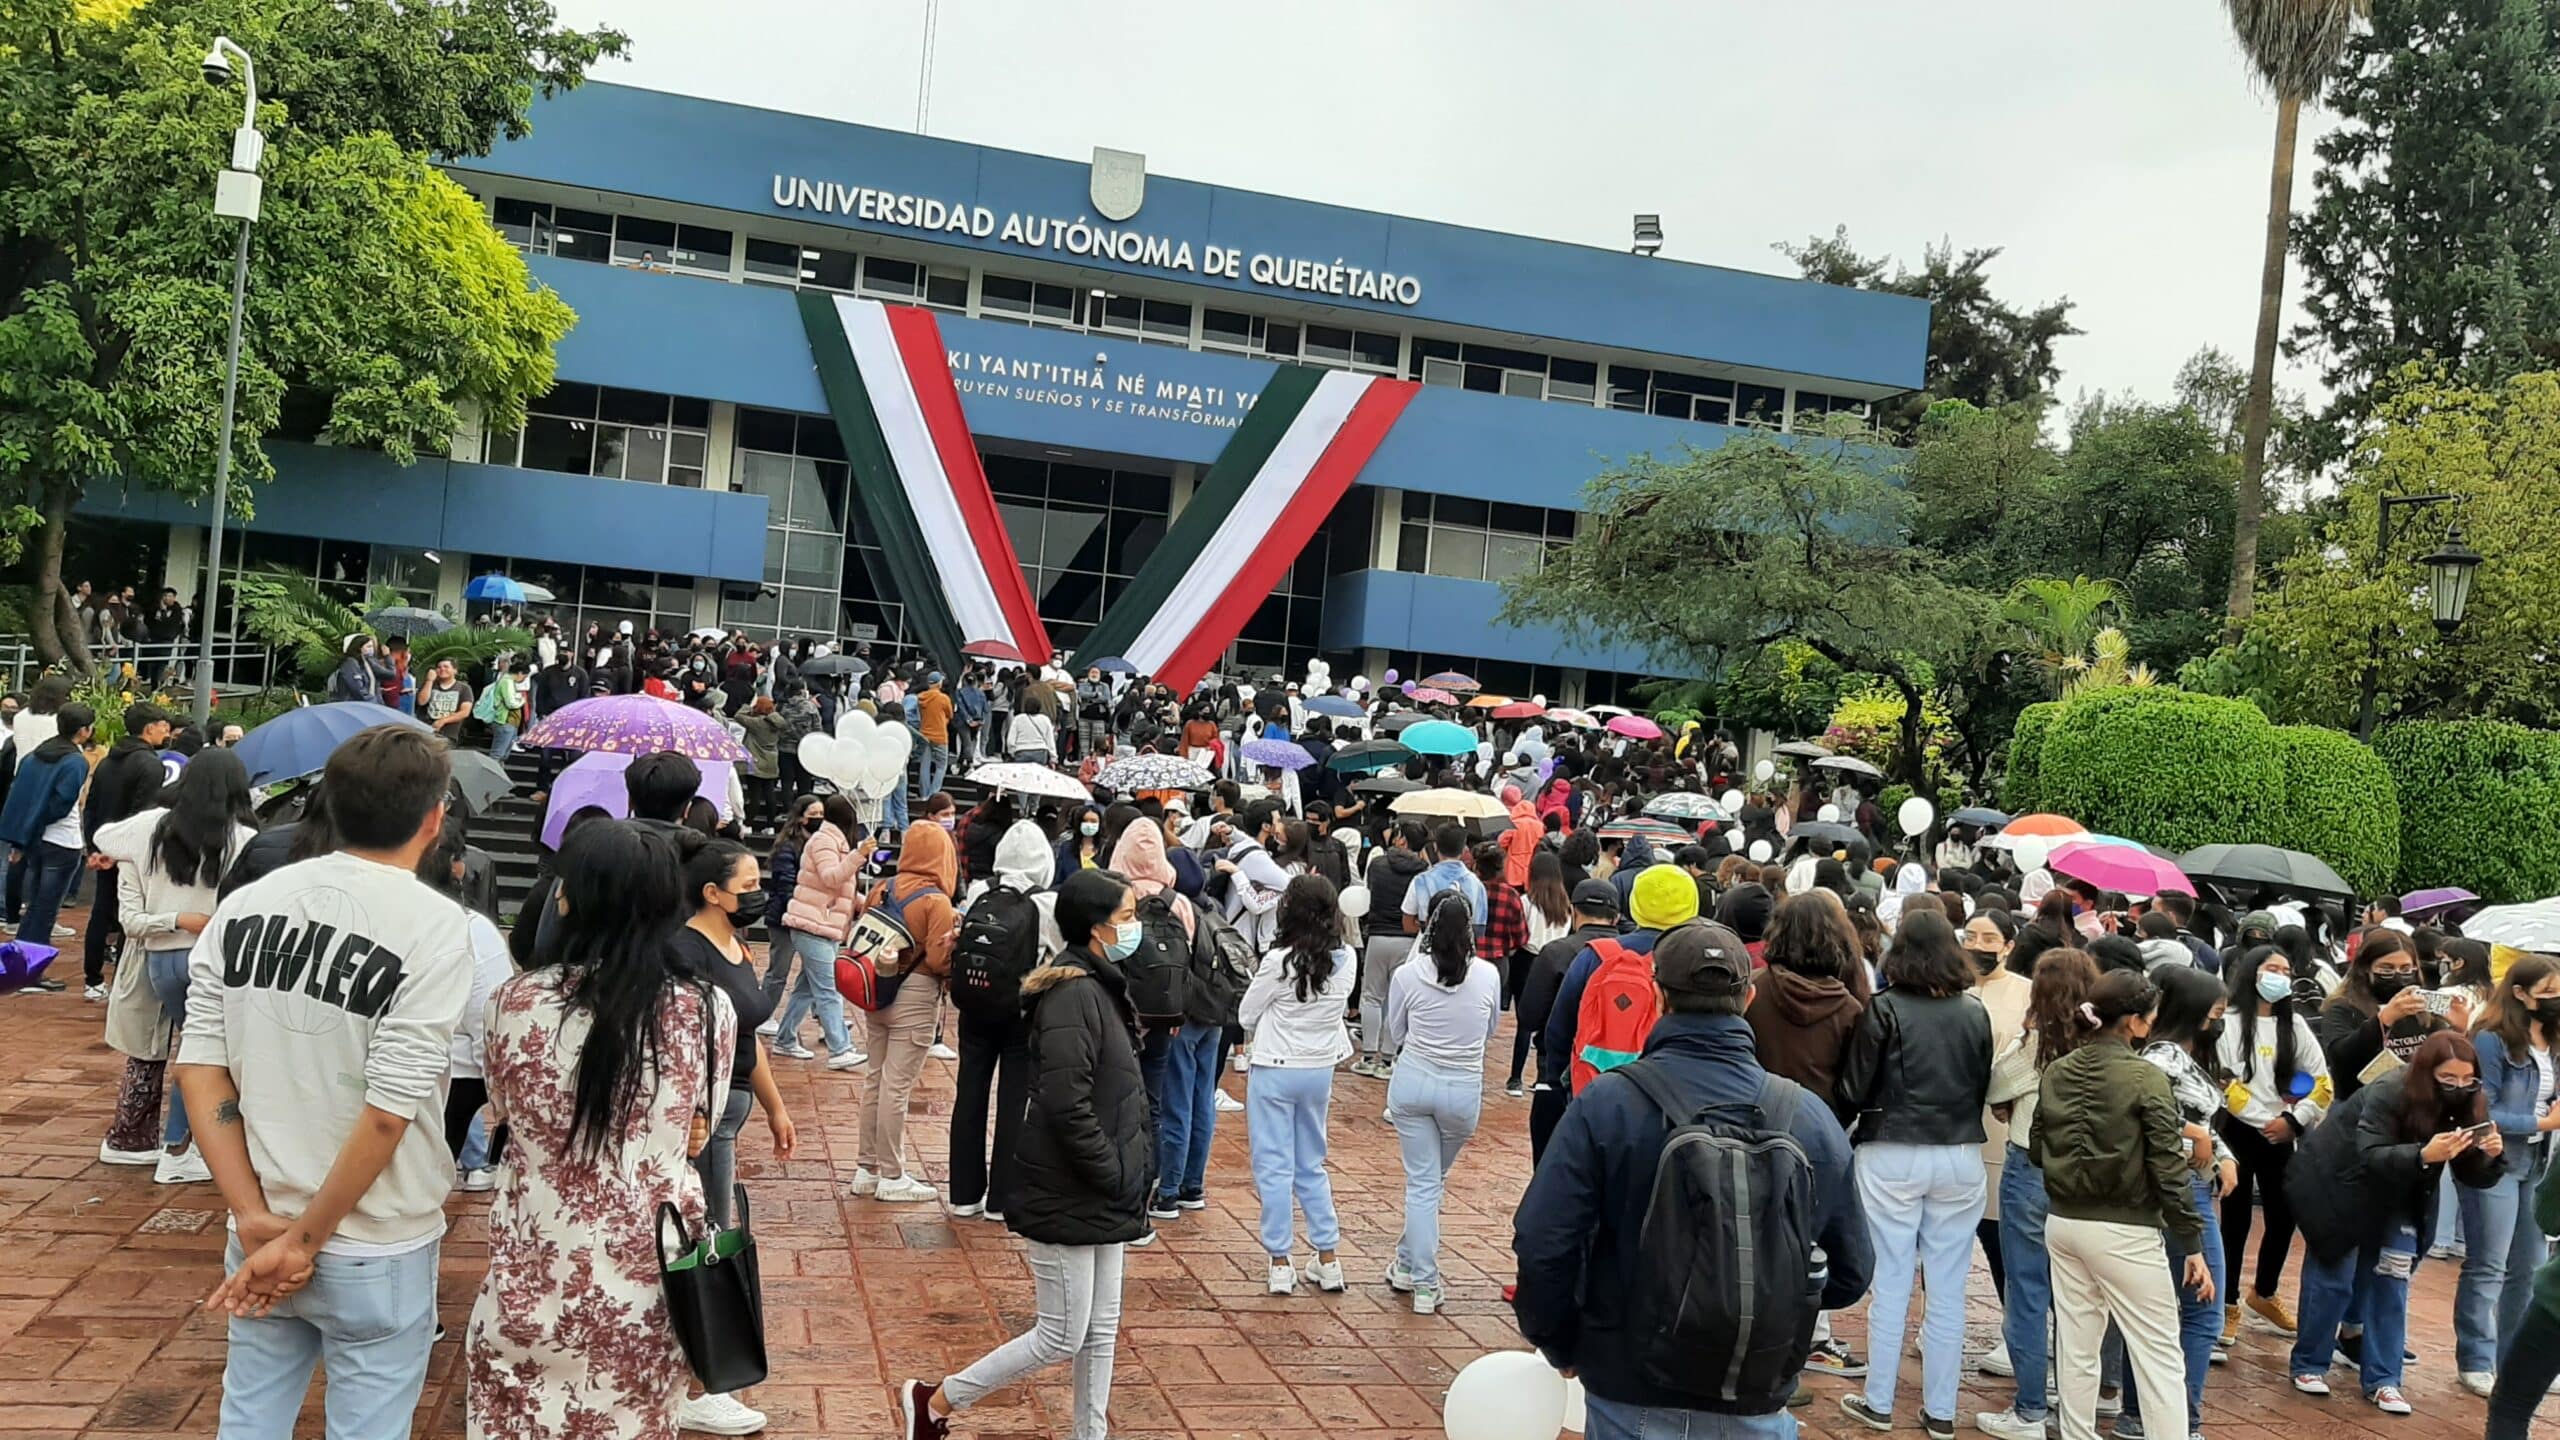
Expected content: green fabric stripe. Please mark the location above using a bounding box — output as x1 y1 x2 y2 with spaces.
1073 364 1326 663
797 292 966 667
1580 1045 1642 1074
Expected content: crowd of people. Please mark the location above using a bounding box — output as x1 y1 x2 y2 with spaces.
22 638 2560 1440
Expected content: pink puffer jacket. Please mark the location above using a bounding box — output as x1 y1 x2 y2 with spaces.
782 822 864 941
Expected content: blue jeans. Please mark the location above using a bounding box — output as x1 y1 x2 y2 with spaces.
218 1237 439 1440
1155 1023 1222 1203
2456 1152 2553 1372
1586 1393 1798 1440
1247 1064 1341 1257
692 1086 753 1228
1854 1142 1987 1423
489 722 518 763
144 949 195 1148
14 841 78 947
884 773 909 834
1997 1146 2053 1421
774 928 855 1057
2291 1222 2416 1393
2125 1171 2222 1433
918 741 949 798
1388 1052 1482 1290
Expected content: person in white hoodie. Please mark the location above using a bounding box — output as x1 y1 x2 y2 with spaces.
948 821 1064 1220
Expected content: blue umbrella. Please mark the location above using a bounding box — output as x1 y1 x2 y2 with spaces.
1240 737 1316 772
234 702 433 787
1399 719 1478 757
464 573 526 604
1303 695 1365 719
1084 655 1139 674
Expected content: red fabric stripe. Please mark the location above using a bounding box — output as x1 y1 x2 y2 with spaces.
1156 378 1417 691
882 305 1053 666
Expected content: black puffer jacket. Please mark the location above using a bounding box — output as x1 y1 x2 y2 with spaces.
1010 947 1157 1247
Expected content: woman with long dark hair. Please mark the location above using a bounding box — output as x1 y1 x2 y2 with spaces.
759 793 824 1015
467 820 736 1440
2285 1030 2502 1413
1240 873 1356 1295
2320 928 2462 1100
1054 803 1106 878
94 750 254 1182
1384 888 1501 1315
2123 963 2235 1440
2452 952 2560 1392
2215 943 2329 1348
771 791 868 1069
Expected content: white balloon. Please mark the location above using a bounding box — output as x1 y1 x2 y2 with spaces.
1719 788 1745 813
1339 883 1372 919
2013 835 2051 874
1753 758 1776 783
1898 796 1936 838
1817 804 1840 824
834 710 876 745
794 732 839 782
1727 829 1748 852
1563 1377 1587 1434
866 723 914 786
1748 839 1774 863
1442 1352 1568 1440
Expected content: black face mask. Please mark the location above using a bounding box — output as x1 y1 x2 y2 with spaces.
2439 1081 2481 1110
2534 997 2560 1026
2370 971 2417 1002
725 889 766 928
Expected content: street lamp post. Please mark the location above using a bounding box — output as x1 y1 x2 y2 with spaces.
2353 493 2483 741
191 36 263 727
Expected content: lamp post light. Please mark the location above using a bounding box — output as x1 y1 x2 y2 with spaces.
192 35 262 727
1630 214 1664 257
2353 494 2481 741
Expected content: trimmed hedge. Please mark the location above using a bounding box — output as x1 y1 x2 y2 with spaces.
2268 725 2401 897
2002 702 2064 814
2038 690 2283 854
2374 721 2560 903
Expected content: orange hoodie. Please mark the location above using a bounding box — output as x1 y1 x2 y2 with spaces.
870 821 960 974
1501 789 1542 889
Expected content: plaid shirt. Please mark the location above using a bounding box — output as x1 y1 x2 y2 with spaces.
1480 880 1529 964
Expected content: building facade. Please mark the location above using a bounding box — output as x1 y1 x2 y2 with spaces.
79 83 1928 701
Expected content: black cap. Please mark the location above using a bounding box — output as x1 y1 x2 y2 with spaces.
1652 920 1754 1001
1570 879 1622 917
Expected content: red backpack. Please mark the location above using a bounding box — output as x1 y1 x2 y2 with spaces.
1570 938 1662 1095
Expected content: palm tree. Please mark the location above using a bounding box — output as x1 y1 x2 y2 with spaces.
2221 0 2367 629
2003 574 2122 693
2061 628 2159 700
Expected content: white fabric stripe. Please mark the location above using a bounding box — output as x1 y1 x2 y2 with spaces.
835 296 1015 645
1124 370 1374 673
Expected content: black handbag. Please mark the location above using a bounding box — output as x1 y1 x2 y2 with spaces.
656 1186 767 1393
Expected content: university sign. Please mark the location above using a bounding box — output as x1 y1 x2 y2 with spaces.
768 172 1426 307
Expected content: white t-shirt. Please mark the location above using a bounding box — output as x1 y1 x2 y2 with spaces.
1386 953 1503 1070
2535 1045 2554 1120
183 851 474 1252
449 911 513 1080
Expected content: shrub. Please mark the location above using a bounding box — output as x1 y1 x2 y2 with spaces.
2002 701 2064 813
2374 721 2560 903
2267 726 2401 896
2038 689 2282 853
1651 706 1704 739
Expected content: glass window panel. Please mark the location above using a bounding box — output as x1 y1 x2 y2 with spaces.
801 247 857 291
1608 366 1650 412
1303 325 1354 363
1650 390 1692 418
1000 503 1045 564
671 397 710 429
369 545 440 599
1402 490 1434 520
926 270 968 309
1437 496 1488 527
1463 365 1502 394
317 539 368 587
781 589 832 632
1551 357 1598 389
784 533 837 590
519 414 593 474
1042 505 1107 572
1485 534 1543 583
584 567 655 614
1694 393 1733 426
785 458 833 533
812 460 849 532
1264 322 1299 357
1291 541 1328 595
1048 463 1110 506
668 431 707 469
1421 357 1463 388
614 215 675 265
655 575 695 616
1463 342 1545 373
1396 524 1430 573
539 382 599 419
486 427 522 465
672 224 732 273
1100 295 1142 331
590 423 630 479
733 449 793 505
1737 384 1786 426
553 209 612 263
1415 337 1461 363
1037 569 1102 624
744 238 800 284
1032 283 1078 325
841 549 885 602
1426 527 1486 581
1102 575 1131 613
795 415 844 461
598 387 668 426
1107 512 1163 575
1112 470 1170 512
1500 370 1543 399
985 453 1047 499
762 531 786 585
1547 508 1579 538
736 407 796 454
1142 299 1191 339
1490 502 1542 535
1241 594 1288 643
621 426 668 484
1288 596 1323 645
1201 308 1253 348
668 466 703 489
722 592 781 631
494 197 549 249
863 257 920 296
981 274 1034 314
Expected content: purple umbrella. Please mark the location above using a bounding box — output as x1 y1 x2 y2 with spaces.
2400 886 2481 921
1240 737 1316 772
541 750 735 849
521 695 749 763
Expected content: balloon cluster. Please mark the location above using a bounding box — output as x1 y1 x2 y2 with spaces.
795 712 911 792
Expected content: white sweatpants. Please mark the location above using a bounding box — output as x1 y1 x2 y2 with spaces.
2048 1215 2187 1440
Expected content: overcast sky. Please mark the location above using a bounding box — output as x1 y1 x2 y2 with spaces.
554 0 2326 413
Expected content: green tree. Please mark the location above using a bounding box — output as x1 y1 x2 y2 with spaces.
1778 230 2080 437
2291 0 2560 467
0 0 622 671
1499 422 2001 788
2003 575 2122 694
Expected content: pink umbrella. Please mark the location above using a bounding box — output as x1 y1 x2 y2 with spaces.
1408 687 1459 705
540 750 735 848
1606 714 1665 739
520 694 750 763
2048 839 2194 897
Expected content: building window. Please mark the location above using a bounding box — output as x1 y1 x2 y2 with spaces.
1095 292 1193 346
489 384 711 487
983 273 1083 327
979 451 1173 646
733 408 854 639
1394 492 1570 583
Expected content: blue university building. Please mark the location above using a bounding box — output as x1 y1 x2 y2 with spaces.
81 83 1927 702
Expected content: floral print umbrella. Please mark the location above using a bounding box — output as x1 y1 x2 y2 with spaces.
520 695 750 763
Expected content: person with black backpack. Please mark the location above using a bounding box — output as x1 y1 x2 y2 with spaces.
1514 919 1873 1437
947 821 1063 1223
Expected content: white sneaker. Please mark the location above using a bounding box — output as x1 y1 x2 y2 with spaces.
927 1041 958 1060
1978 1341 2015 1378
1267 1261 1297 1295
82 984 105 1002
1974 1408 2047 1440
948 1199 984 1218
1386 1260 1416 1293
1128 1229 1157 1248
1413 1284 1441 1315
153 1148 211 1185
674 1390 768 1435
97 1139 158 1166
1304 1258 1345 1293
2371 1386 2411 1416
768 1040 815 1060
458 1167 497 1194
874 1175 938 1203
982 1210 1004 1224
848 1168 879 1197
754 1018 779 1037
2460 1371 2497 1397
826 1048 867 1071
52 924 74 938
1215 1089 1244 1113
1232 1048 1251 1072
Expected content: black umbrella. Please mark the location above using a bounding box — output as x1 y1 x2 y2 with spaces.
1787 820 1864 850
798 653 870 679
364 605 453 638
1350 774 1424 796
1375 710 1428 734
1326 739 1413 773
1949 806 2012 828
447 750 516 817
2176 843 2353 898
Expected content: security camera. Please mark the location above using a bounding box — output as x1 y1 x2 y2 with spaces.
1094 352 1108 366
201 44 234 83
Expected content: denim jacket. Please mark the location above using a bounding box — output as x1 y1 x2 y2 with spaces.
2472 1028 2552 1178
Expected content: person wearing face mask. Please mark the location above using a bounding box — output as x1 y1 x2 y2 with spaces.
2319 929 2466 1102
2213 944 2331 1352
2284 1030 2502 1413
665 832 797 1436
2452 953 2560 1394
901 869 1153 1440
2121 964 2238 1440
1056 804 1106 878
1962 908 2033 1378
